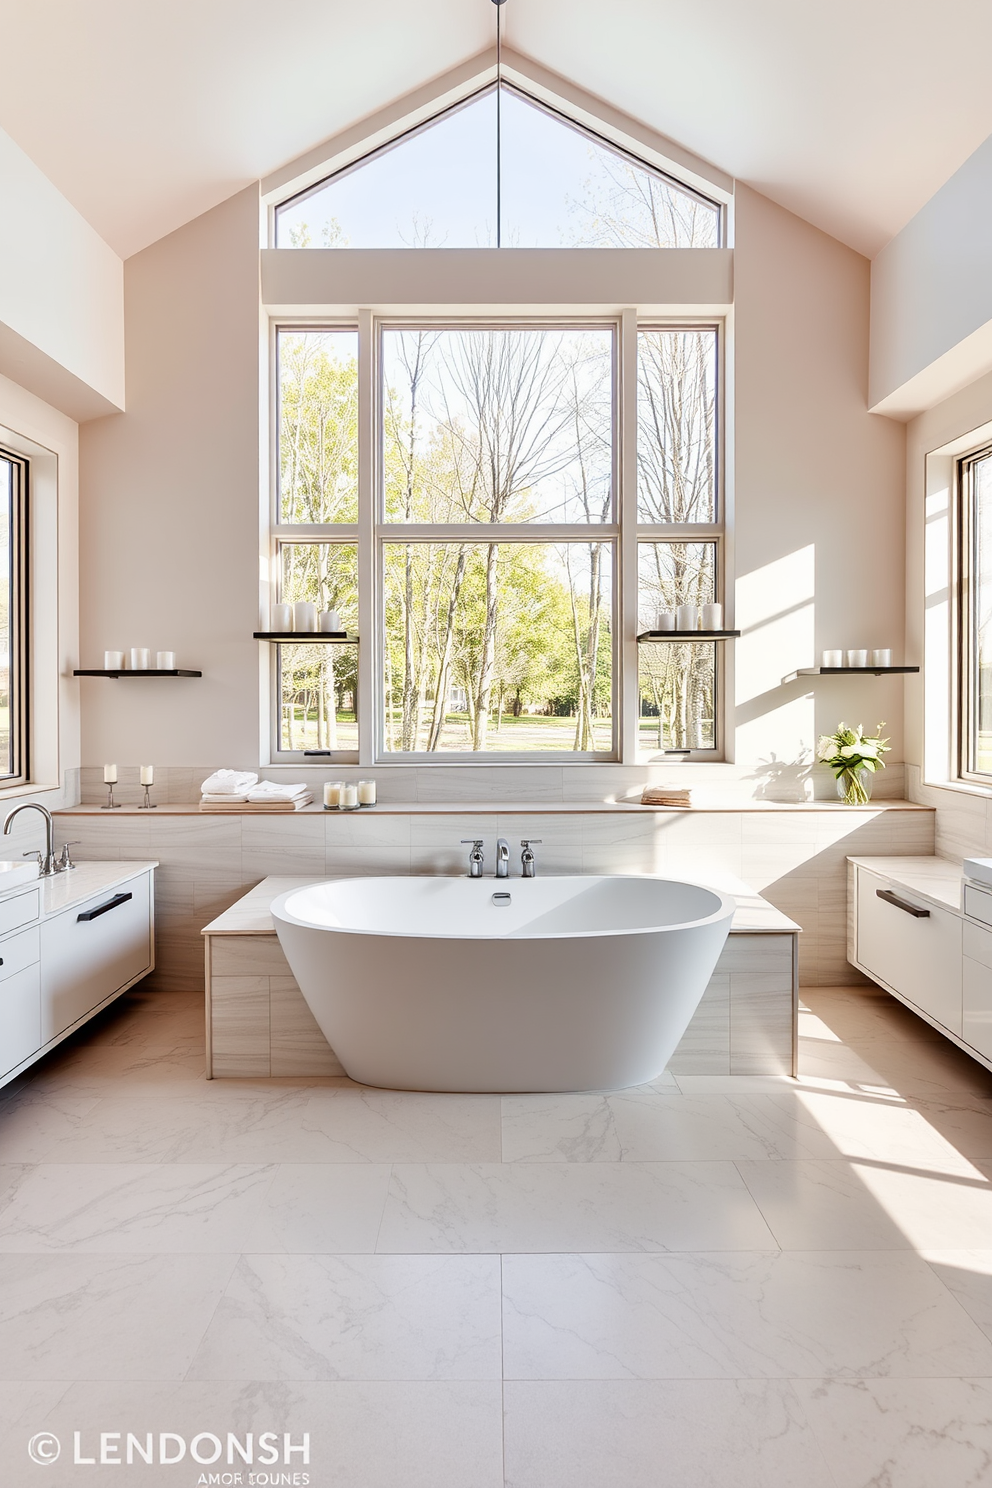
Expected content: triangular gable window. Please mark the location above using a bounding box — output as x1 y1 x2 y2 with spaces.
275 84 721 249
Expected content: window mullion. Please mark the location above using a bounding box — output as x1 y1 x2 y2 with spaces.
357 308 376 765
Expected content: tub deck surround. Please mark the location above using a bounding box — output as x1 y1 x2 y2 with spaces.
54 800 934 988
202 874 800 1083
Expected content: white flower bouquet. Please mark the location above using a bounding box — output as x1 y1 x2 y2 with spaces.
817 722 890 804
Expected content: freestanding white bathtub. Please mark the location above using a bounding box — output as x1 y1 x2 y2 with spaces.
271 875 735 1093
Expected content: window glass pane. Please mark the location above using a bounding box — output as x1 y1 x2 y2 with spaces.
383 541 613 753
278 544 358 753
278 329 358 523
637 329 717 523
382 328 613 524
973 453 992 774
638 541 716 752
274 85 719 250
0 457 12 777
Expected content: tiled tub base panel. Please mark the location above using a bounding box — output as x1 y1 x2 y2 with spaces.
204 932 796 1080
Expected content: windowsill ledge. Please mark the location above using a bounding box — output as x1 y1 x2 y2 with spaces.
56 799 933 817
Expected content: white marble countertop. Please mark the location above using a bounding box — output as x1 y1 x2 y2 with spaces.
849 855 964 915
203 871 800 937
0 859 158 918
58 799 932 816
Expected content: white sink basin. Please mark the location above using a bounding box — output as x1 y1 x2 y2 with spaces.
0 859 40 894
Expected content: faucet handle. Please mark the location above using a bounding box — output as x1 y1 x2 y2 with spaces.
460 840 485 848
520 840 543 848
22 850 42 865
58 841 80 871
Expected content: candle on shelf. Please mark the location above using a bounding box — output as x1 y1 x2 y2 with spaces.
676 605 698 631
103 764 118 784
358 779 376 805
104 650 124 670
701 602 723 631
846 649 868 667
271 603 293 632
822 650 844 667
341 783 359 810
140 765 154 786
293 601 317 632
870 648 892 667
155 651 175 670
130 648 150 670
323 780 344 809
655 611 675 632
318 610 341 633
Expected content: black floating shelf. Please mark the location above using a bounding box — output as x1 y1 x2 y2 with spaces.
253 631 357 643
74 668 202 678
637 629 740 642
782 665 920 684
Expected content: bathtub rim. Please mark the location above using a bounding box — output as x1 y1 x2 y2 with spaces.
270 873 737 943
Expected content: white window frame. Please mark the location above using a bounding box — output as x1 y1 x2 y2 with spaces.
267 313 726 765
0 445 29 788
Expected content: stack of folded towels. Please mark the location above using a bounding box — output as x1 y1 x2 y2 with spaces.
640 783 693 808
199 771 313 812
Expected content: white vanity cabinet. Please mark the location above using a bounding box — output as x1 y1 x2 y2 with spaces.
0 862 156 1091
849 855 992 1073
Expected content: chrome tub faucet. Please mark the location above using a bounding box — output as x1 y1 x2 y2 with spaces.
520 839 542 877
461 839 485 878
495 838 510 878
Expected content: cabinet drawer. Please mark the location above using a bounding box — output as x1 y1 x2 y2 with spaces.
964 884 992 927
963 919 992 1061
0 889 39 939
0 925 39 984
857 868 962 1034
0 963 41 1077
41 875 152 1042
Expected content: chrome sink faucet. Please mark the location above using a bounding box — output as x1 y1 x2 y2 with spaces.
520 839 542 877
4 802 59 876
495 838 510 878
461 839 485 878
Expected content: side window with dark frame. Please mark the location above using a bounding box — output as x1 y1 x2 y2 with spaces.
0 448 27 786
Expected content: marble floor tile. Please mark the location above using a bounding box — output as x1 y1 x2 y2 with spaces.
737 1156 992 1250
0 1094 100 1162
243 1163 391 1252
502 1250 992 1379
772 1087 992 1164
301 1087 503 1162
376 1161 777 1252
502 1379 835 1488
189 1253 502 1381
27 1042 208 1097
0 1163 275 1252
30 1379 504 1488
923 1250 992 1342
0 1252 237 1380
794 1377 992 1488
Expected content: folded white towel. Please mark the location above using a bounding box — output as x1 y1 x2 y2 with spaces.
201 791 250 803
246 780 310 802
200 769 258 796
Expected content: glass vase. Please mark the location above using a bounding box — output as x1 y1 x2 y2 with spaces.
836 767 872 805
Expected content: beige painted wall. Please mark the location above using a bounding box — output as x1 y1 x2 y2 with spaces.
78 185 262 771
74 178 907 799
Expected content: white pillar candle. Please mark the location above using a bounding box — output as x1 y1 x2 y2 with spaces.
324 780 344 808
822 650 844 667
293 601 317 632
130 648 150 670
103 764 118 784
870 648 892 667
318 610 342 633
155 651 175 670
700 602 723 631
358 779 376 805
654 611 675 632
846 649 868 667
140 765 154 786
341 783 359 809
676 605 698 631
104 650 124 670
271 603 293 632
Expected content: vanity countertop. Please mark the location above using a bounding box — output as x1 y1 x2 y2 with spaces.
202 871 800 937
0 859 158 917
848 855 964 915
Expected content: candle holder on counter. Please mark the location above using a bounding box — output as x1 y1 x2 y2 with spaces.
340 784 360 811
102 764 121 810
138 765 157 808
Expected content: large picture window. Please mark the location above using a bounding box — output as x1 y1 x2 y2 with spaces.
271 320 723 763
0 449 27 784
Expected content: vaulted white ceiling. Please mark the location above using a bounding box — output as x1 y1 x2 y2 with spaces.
1 0 991 260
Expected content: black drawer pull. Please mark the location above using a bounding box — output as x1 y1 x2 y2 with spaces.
876 887 930 919
77 891 132 922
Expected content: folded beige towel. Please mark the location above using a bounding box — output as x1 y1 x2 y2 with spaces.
641 785 693 807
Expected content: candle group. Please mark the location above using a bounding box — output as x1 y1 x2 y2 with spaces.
654 602 723 632
324 779 377 809
821 648 893 668
103 650 176 671
272 605 342 633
